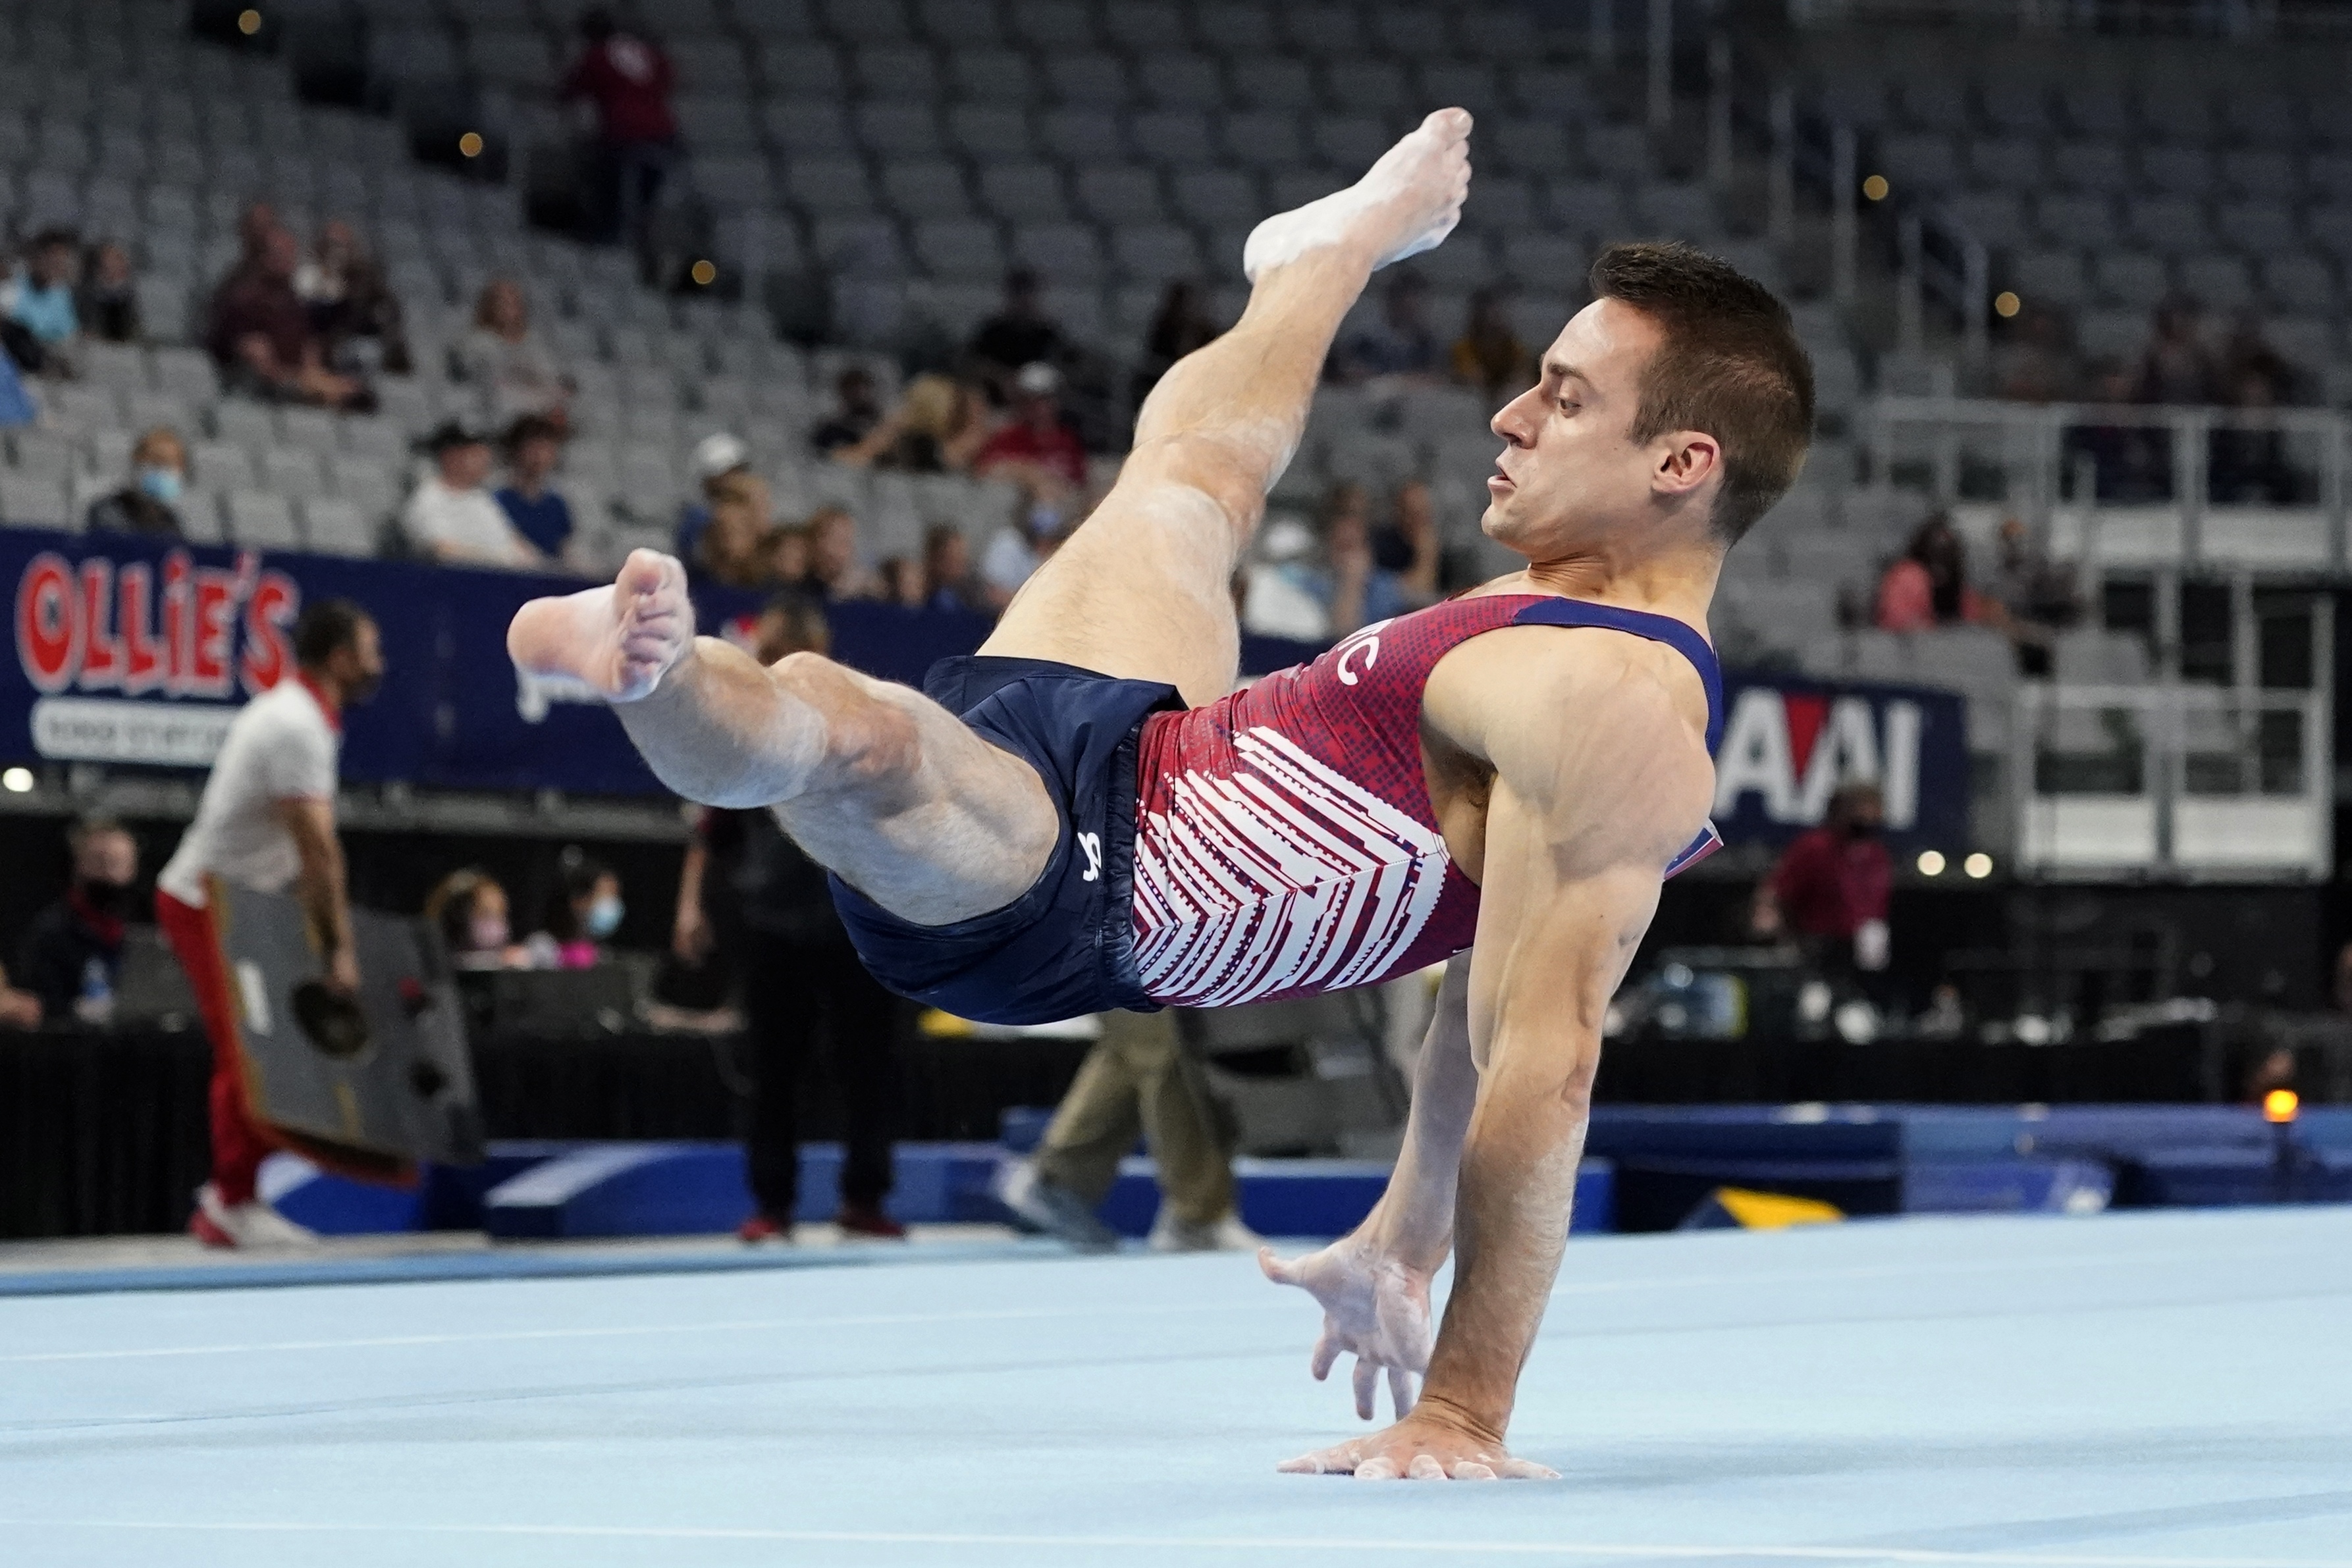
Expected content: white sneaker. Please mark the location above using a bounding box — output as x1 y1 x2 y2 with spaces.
992 1157 1119 1251
190 1182 319 1249
1147 1209 1262 1253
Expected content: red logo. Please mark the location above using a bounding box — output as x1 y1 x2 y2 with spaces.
12 549 299 702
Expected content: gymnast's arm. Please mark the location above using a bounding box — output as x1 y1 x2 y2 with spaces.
1409 675 1709 1451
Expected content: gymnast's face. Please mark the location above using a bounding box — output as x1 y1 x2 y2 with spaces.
1482 298 1720 562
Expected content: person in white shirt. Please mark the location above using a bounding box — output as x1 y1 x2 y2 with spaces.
155 600 383 1249
403 421 544 569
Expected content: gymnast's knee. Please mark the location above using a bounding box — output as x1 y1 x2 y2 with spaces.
768 652 925 792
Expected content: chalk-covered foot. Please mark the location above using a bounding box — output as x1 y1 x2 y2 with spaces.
1243 107 1474 281
506 548 695 703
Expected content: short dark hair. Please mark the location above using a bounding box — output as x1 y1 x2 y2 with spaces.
67 813 128 852
294 598 373 667
1588 242 1814 546
504 413 564 452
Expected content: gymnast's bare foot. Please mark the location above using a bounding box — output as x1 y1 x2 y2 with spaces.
1243 107 1474 281
507 548 695 703
1279 1408 1559 1482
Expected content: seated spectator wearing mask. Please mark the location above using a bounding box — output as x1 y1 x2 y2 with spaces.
16 816 142 1027
527 852 624 970
209 226 367 410
494 414 579 568
2 228 82 361
296 219 412 377
86 427 190 536
78 240 140 345
404 421 544 569
423 868 525 972
1751 783 1894 979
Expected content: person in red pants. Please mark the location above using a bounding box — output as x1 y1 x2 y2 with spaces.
155 599 383 1248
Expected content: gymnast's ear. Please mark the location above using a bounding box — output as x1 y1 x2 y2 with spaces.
1651 431 1722 502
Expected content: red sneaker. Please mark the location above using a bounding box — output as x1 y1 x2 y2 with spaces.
835 1201 907 1240
188 1207 236 1249
737 1213 790 1244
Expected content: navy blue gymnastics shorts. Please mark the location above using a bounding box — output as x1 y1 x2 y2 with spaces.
826 654 1183 1026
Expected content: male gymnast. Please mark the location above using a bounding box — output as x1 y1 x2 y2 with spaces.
509 107 1814 1480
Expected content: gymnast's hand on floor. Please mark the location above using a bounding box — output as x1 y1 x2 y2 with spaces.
1258 1239 1433 1422
1277 1407 1559 1482
506 549 696 704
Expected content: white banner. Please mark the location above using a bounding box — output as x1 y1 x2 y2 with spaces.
30 696 238 766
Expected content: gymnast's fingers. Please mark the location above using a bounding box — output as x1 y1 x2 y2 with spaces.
1406 1453 1447 1481
1354 1455 1403 1480
1310 1328 1339 1382
1495 1456 1562 1480
1352 1355 1377 1421
1257 1245 1298 1286
1388 1365 1416 1419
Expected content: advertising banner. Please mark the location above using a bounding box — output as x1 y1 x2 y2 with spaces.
5 530 1969 842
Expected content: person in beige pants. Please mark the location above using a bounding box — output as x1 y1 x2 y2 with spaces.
995 1008 1258 1252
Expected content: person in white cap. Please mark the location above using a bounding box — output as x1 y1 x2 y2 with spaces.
676 431 751 561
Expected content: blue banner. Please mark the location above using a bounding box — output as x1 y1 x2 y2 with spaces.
3 529 1969 839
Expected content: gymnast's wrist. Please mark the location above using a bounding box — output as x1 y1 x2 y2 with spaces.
1356 1203 1449 1276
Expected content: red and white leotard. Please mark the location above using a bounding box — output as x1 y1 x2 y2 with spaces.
1128 594 1724 1008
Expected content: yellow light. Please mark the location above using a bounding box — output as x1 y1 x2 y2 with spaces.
1963 852 1993 879
2264 1088 2299 1124
458 131 485 158
689 258 718 286
237 8 262 35
1916 850 1946 876
0 766 31 793
1994 290 2022 319
1861 173 1890 201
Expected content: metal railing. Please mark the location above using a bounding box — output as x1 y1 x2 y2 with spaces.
1867 396 2352 572
2012 683 2330 877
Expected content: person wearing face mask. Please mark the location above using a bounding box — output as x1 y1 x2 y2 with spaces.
424 868 526 971
16 816 142 1027
86 427 190 537
157 599 384 1249
1751 781 1894 977
527 850 624 970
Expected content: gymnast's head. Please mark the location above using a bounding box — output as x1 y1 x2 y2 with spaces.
1483 240 1813 565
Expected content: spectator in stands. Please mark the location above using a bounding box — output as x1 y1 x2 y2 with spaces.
805 506 878 601
2210 367 2295 505
210 226 367 410
765 524 813 589
1375 479 1444 612
978 506 1063 607
424 868 525 972
296 219 411 377
0 960 40 1029
965 268 1069 402
562 8 678 260
14 816 140 1028
2133 298 2216 407
1995 303 2078 404
834 373 992 475
974 362 1087 507
693 470 777 589
2220 311 2295 405
452 278 568 428
674 596 906 1243
2070 360 2169 502
1131 279 1220 407
921 523 990 614
85 427 189 537
1333 269 1441 384
404 421 543 569
677 432 753 561
528 850 624 970
1750 781 1892 981
1875 513 1991 633
1451 286 1530 404
0 345 36 429
1 228 82 359
78 240 140 346
1989 516 2079 676
877 556 926 609
1296 481 1414 637
809 366 885 454
495 415 579 569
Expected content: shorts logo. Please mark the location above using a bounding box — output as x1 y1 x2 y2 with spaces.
1078 831 1103 882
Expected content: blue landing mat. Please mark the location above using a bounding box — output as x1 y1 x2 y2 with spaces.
4 1207 2349 1568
